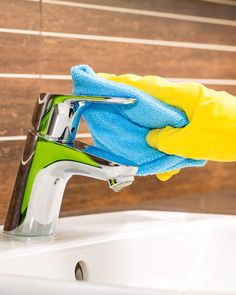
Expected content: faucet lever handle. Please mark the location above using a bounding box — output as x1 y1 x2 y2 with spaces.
78 96 136 105
33 93 136 144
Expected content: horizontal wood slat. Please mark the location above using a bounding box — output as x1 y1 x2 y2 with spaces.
40 38 236 78
68 0 236 20
0 0 40 30
0 79 39 136
41 5 236 45
0 34 40 73
1 140 236 224
3 32 235 77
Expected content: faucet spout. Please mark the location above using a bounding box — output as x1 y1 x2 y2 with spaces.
3 93 137 237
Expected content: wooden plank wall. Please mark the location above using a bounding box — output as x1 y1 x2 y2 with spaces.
0 0 236 224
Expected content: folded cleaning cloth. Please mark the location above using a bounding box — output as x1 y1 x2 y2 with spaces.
71 65 206 176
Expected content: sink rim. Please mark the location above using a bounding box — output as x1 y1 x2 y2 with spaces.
0 210 233 255
0 210 235 261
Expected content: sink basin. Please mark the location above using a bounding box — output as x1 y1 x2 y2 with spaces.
0 210 235 295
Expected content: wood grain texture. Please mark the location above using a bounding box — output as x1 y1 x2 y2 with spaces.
40 38 236 78
41 5 236 45
0 33 41 73
0 0 40 30
0 79 39 136
1 141 236 225
69 0 236 20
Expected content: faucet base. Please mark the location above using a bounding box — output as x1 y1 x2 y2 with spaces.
3 219 56 237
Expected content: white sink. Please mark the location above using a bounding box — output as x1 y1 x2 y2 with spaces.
0 210 235 295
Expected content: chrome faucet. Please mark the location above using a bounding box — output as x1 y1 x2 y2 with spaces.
4 93 138 237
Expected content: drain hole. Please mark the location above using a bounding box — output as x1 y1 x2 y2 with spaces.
75 261 87 281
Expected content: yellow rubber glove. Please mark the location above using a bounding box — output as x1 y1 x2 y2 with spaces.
155 169 180 181
99 73 236 179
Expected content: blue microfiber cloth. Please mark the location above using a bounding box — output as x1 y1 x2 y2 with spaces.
71 65 206 176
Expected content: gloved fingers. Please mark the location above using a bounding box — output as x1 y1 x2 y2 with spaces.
146 85 236 162
147 127 214 160
156 169 181 181
147 127 190 158
146 125 236 162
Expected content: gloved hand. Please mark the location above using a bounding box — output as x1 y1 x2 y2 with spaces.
99 73 236 178
71 65 205 179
